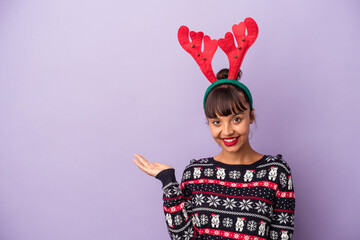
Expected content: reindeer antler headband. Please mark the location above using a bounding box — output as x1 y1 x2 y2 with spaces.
178 17 259 109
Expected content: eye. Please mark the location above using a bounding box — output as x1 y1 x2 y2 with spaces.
234 117 242 123
212 120 220 125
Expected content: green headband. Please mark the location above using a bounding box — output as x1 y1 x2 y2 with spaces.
203 79 253 110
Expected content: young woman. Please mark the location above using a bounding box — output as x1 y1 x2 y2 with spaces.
133 18 295 240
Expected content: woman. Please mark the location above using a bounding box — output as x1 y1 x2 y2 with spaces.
133 18 295 240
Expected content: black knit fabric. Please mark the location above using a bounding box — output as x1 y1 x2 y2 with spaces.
157 154 295 240
156 168 176 187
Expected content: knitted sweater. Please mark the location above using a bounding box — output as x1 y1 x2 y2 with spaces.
155 154 295 240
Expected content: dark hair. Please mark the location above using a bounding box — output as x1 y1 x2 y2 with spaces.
204 68 253 119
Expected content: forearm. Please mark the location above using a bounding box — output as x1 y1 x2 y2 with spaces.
269 170 296 239
156 169 197 239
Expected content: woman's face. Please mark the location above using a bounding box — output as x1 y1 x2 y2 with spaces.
206 108 254 153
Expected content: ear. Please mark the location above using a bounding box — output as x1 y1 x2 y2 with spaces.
205 117 210 126
250 109 255 124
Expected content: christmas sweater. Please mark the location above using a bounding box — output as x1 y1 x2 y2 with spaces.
155 154 295 240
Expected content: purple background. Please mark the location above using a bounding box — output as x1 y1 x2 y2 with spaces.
1 0 359 239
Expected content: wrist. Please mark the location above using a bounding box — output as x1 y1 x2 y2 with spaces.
155 168 176 187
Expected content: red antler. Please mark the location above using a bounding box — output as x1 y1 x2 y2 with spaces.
178 26 218 83
218 18 259 80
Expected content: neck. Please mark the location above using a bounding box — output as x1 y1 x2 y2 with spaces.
215 139 262 165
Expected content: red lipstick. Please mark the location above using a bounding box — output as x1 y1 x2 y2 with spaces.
222 137 239 146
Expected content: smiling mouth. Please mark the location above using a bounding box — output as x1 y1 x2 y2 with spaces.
221 137 240 146
223 137 238 142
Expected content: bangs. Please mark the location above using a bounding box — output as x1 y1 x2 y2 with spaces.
204 84 249 118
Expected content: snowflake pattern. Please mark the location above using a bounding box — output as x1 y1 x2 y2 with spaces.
270 230 278 240
206 195 221 208
164 188 172 198
171 234 182 240
256 169 267 178
229 170 241 179
277 212 289 224
279 172 287 188
185 199 192 210
182 228 194 240
204 168 214 177
183 171 191 180
200 158 209 163
161 155 294 238
174 215 182 225
195 158 209 163
222 217 233 227
193 194 205 206
173 187 182 196
222 198 237 210
277 155 290 169
269 205 274 219
239 199 253 211
290 215 295 226
200 214 208 225
247 220 257 231
255 201 268 214
266 156 276 162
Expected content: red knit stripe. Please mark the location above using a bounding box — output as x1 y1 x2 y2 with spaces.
274 208 295 213
163 202 185 213
275 190 295 199
163 195 183 200
196 227 267 240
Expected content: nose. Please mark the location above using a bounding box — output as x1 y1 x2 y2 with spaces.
222 122 234 136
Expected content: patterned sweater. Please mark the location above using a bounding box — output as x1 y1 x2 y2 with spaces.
155 154 295 240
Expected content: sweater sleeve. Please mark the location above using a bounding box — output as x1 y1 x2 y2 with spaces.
268 162 296 240
155 167 197 240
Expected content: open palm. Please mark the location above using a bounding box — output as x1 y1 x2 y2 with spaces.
132 154 173 177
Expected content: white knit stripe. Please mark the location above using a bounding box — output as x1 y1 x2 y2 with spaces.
270 224 294 230
184 163 214 170
192 207 271 222
162 182 178 190
257 162 290 174
168 219 193 233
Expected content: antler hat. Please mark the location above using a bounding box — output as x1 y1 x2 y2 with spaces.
178 18 259 110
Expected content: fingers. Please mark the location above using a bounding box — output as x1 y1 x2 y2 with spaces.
133 154 158 177
133 157 153 176
134 153 151 168
133 153 155 174
132 158 147 172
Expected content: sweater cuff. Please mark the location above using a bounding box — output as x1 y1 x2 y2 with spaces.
155 168 176 187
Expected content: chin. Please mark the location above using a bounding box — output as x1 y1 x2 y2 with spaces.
218 142 243 152
224 147 242 153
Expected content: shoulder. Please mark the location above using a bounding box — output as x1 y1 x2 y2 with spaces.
180 157 213 181
184 157 213 170
261 154 293 174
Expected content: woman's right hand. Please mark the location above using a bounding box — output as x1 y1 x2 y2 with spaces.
132 153 173 177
